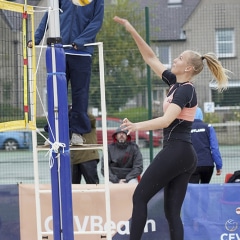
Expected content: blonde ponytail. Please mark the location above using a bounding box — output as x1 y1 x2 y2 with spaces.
203 53 231 92
187 51 231 92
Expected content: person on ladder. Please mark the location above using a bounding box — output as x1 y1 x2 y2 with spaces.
28 0 104 145
71 113 100 184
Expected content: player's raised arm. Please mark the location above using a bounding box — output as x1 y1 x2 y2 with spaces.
113 16 167 78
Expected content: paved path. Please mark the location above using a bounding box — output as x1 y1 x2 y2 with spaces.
0 145 238 184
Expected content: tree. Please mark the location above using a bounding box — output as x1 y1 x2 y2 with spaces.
90 0 147 114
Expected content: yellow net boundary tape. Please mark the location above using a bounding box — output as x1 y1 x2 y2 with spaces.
0 0 36 132
0 0 34 13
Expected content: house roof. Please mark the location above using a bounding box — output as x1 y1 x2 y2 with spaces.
1 0 201 39
130 0 201 41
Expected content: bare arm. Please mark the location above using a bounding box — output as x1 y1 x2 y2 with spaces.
121 103 181 134
113 16 167 78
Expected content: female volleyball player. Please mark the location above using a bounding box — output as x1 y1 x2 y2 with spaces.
114 16 230 240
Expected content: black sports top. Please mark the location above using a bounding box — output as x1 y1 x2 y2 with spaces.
161 70 197 143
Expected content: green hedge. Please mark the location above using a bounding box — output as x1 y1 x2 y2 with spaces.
111 107 148 122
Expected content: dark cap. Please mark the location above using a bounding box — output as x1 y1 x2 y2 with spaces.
112 127 132 141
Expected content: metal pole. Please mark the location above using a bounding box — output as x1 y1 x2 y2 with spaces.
145 7 153 162
98 42 112 240
49 0 60 37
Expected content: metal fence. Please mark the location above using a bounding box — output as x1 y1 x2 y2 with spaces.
0 1 240 184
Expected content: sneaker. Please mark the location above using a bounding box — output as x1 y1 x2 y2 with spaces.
70 133 84 145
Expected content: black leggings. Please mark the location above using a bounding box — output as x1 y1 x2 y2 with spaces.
130 141 197 240
189 166 214 183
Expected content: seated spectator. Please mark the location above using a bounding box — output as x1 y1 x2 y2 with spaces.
101 127 143 183
71 113 99 184
189 107 222 184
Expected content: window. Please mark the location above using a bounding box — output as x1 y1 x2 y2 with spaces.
212 88 240 107
155 45 171 69
216 29 235 58
168 0 182 6
210 80 240 107
168 0 182 4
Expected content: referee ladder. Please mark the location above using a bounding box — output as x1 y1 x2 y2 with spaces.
31 42 112 240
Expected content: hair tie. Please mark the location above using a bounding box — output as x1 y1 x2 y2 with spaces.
201 56 205 60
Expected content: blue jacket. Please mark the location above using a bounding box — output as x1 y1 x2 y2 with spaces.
191 119 223 170
34 0 104 55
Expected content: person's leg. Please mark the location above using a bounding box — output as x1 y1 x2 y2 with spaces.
164 173 192 240
197 166 214 217
72 164 82 184
199 166 214 183
189 167 201 183
164 143 196 240
67 55 92 135
130 160 164 240
129 141 197 240
80 160 99 184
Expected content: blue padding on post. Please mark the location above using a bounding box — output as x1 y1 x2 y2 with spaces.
46 43 74 240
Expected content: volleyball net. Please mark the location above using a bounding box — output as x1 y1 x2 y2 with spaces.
0 0 36 131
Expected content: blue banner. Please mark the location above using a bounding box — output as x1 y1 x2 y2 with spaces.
2 183 240 240
182 184 240 240
112 184 240 240
0 185 20 240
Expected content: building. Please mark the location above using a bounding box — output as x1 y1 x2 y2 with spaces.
1 0 240 122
